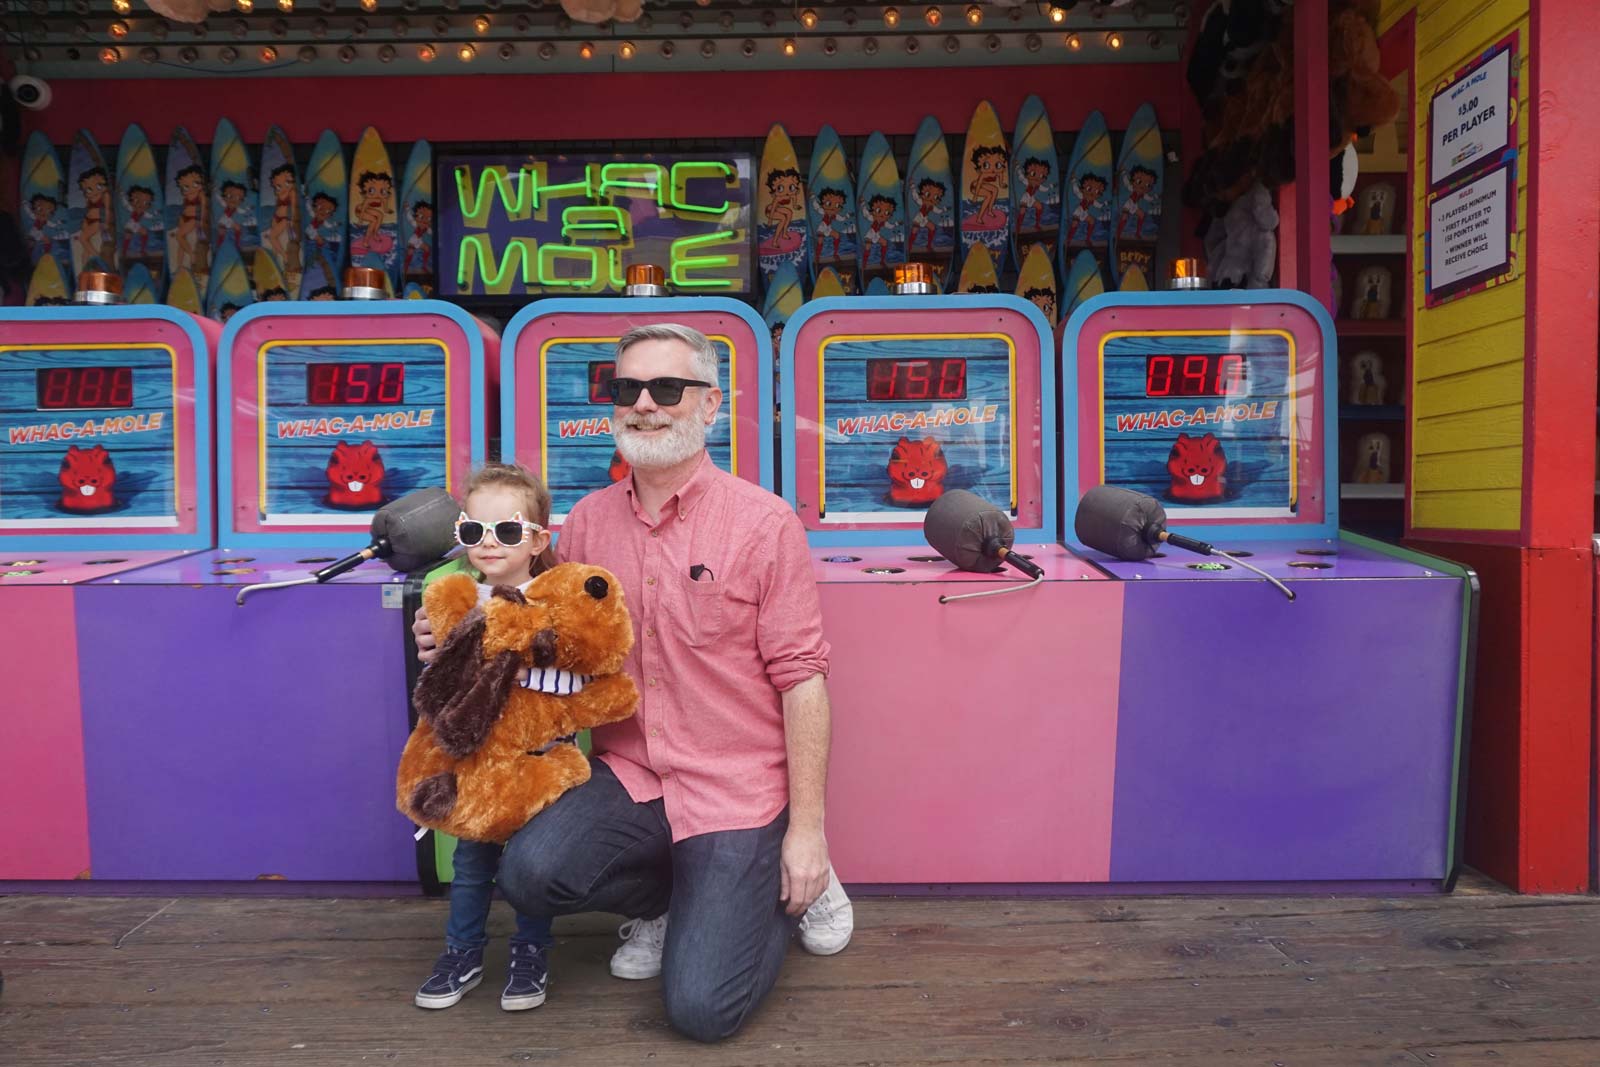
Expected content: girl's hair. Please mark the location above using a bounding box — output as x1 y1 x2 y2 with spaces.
460 462 557 578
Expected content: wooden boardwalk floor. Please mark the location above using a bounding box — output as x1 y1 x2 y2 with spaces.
4 873 1600 1066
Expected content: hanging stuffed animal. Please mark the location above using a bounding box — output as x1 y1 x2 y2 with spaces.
398 565 639 844
1210 180 1279 289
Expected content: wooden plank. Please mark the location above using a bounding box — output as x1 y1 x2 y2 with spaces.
1412 487 1522 530
1414 316 1524 380
1413 279 1526 345
1413 446 1524 490
1413 403 1523 454
1411 361 1523 420
1416 5 1527 84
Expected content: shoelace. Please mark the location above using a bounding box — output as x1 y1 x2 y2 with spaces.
617 917 665 947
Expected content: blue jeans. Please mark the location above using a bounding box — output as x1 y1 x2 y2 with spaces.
445 838 554 951
498 760 797 1043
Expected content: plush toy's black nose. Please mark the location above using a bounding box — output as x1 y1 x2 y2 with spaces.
584 575 609 600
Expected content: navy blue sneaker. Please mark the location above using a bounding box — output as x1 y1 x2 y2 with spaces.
501 942 548 1011
414 946 484 1009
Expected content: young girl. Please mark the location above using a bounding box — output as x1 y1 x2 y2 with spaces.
414 462 560 1012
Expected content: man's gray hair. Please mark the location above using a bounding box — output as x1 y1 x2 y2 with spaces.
615 323 720 393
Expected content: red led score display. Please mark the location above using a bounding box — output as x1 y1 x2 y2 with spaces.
1144 353 1248 398
305 362 406 405
865 357 968 402
587 361 617 404
36 366 134 410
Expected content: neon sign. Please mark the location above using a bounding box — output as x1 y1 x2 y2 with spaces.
438 153 753 298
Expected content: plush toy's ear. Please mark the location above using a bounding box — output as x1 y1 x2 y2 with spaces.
432 649 521 759
414 606 523 759
413 607 488 727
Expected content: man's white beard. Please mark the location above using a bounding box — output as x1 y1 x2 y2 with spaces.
614 410 707 470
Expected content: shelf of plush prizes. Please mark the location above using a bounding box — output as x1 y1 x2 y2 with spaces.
1332 123 1409 533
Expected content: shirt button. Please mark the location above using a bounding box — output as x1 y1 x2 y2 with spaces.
645 627 655 638
661 771 672 780
646 576 656 586
651 728 660 737
648 678 658 687
651 529 660 539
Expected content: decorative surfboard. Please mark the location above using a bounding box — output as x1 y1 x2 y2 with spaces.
67 130 117 278
755 123 809 288
299 248 339 300
1111 103 1164 284
855 131 906 289
122 263 160 305
166 268 204 314
253 247 292 302
259 125 304 300
303 129 348 284
806 125 858 292
959 101 1012 274
904 116 956 285
865 276 890 296
811 267 848 299
1015 244 1059 326
20 132 72 279
1118 264 1151 292
210 119 259 281
955 243 1001 294
347 127 401 290
115 124 166 284
25 254 70 306
1061 248 1107 319
1010 95 1061 266
205 241 255 323
399 140 435 289
760 261 805 357
1059 110 1114 284
164 126 211 292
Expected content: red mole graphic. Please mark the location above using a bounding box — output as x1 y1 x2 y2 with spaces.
325 440 386 508
58 444 117 512
887 436 947 506
1166 432 1227 503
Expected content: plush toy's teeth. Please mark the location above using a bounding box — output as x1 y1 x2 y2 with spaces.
80 485 96 496
348 481 363 492
1190 474 1205 486
910 477 925 489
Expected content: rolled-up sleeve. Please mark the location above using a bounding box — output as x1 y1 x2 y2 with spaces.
756 510 831 691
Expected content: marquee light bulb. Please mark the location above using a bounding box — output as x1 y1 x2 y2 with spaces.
964 3 981 25
882 6 899 27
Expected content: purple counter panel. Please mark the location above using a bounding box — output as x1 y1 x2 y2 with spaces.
73 550 416 881
1086 540 1466 883
815 546 1125 884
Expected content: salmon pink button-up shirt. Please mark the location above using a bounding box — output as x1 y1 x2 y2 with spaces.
557 451 831 842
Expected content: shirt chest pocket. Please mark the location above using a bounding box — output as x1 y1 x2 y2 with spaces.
684 579 727 646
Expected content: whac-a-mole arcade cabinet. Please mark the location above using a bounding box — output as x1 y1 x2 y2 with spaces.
61 268 499 882
779 266 1133 887
1063 285 1477 888
1 271 220 881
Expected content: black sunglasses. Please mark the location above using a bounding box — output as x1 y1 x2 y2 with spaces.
454 512 543 548
607 376 712 407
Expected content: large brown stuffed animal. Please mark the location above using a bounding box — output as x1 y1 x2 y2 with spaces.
397 565 639 843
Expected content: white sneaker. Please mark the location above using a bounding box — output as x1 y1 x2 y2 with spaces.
609 914 668 979
798 867 853 955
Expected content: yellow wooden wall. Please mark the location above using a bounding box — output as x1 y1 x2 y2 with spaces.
1408 0 1530 532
